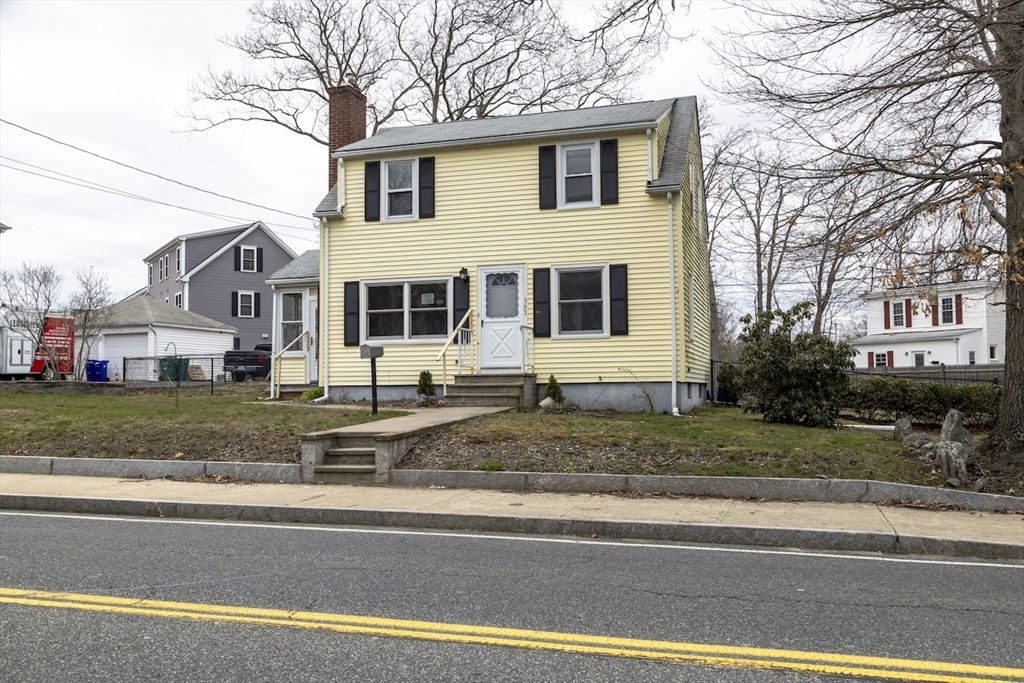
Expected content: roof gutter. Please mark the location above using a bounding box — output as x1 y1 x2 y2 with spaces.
668 192 679 417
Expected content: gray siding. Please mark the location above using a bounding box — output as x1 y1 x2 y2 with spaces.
145 244 184 304
185 230 244 272
188 229 295 350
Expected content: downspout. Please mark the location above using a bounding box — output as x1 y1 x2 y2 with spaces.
269 283 278 400
646 129 654 182
314 216 330 402
668 192 679 416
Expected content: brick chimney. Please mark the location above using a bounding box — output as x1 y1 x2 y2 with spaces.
327 81 366 188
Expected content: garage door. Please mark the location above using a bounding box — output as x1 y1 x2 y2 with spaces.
102 333 148 382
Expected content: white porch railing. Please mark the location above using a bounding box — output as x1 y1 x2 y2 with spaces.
436 308 475 396
270 330 310 400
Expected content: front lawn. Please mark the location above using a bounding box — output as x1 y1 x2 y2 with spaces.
400 407 1022 496
0 392 403 463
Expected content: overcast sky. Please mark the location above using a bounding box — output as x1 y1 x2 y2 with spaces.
0 0 739 301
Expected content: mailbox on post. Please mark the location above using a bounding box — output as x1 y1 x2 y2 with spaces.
360 345 383 414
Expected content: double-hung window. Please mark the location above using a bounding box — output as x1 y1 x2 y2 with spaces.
560 143 597 207
553 264 608 337
365 280 449 341
385 160 415 220
238 292 255 318
176 247 181 273
240 246 257 273
892 301 904 327
940 296 954 324
280 292 303 350
874 352 888 368
174 292 182 308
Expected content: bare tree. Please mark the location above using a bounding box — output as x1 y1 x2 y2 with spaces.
187 0 670 141
709 0 1024 459
68 267 114 381
0 262 66 379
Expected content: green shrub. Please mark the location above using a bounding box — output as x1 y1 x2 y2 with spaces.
738 302 854 428
481 460 505 472
417 370 436 397
842 377 999 427
544 375 565 403
297 387 325 402
715 362 742 404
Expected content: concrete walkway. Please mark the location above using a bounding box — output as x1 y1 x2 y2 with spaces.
2 472 1021 561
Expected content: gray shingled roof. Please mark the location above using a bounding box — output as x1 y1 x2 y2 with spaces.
647 96 698 194
103 296 236 332
850 328 981 345
313 186 341 217
267 249 319 282
336 99 676 157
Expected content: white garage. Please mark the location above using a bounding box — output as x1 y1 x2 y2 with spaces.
88 296 236 381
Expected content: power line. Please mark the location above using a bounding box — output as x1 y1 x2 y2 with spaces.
0 162 317 245
0 117 315 223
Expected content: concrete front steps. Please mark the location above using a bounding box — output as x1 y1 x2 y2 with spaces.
312 435 377 484
442 373 536 410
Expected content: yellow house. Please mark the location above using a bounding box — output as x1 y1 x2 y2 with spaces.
280 84 711 412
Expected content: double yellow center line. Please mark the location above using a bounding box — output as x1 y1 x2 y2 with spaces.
2 587 1021 681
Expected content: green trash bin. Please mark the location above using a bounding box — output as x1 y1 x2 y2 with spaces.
159 356 176 381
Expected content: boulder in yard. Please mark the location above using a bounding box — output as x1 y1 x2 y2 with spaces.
936 441 969 483
902 432 932 450
893 418 913 442
940 409 973 452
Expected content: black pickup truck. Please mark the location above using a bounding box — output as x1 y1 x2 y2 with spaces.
223 343 272 382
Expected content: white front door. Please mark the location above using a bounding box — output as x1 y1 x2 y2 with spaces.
479 265 525 371
307 295 319 383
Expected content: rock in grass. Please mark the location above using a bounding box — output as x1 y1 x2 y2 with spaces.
893 418 913 442
940 409 973 452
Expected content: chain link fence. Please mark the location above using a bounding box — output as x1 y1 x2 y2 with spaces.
122 355 226 394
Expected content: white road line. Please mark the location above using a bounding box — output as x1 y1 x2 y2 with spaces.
2 510 1021 569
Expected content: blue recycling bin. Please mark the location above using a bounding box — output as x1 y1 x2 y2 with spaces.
85 359 109 382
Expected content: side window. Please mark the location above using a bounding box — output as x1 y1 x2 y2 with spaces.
940 296 954 324
560 143 597 208
241 246 257 273
553 265 607 337
280 292 303 349
385 160 416 220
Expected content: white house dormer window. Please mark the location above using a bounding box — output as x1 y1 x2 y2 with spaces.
940 296 954 324
560 143 598 208
385 160 416 219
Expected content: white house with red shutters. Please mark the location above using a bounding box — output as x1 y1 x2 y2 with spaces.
849 280 1005 369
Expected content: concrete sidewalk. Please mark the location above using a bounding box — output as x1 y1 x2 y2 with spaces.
2 472 1021 561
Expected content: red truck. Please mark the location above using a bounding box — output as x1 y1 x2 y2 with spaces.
0 316 75 380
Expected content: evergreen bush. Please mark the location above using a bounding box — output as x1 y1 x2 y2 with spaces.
544 375 565 403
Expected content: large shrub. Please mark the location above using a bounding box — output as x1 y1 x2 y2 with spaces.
843 377 999 427
715 362 742 404
738 302 854 428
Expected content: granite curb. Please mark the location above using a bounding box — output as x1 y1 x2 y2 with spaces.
3 492 1020 561
3 456 1021 511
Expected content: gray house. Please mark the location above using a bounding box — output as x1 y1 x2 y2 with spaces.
143 222 297 350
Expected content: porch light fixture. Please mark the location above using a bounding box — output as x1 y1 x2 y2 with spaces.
458 267 469 282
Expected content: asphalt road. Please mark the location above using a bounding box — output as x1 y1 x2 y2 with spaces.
1 511 1022 682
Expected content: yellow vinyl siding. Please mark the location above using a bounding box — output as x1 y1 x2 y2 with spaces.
676 123 712 384
325 128 699 390
276 356 306 385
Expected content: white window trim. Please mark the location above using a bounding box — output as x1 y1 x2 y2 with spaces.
939 296 955 325
238 291 255 318
176 247 181 273
174 292 182 308
361 277 452 344
551 263 610 339
558 141 599 209
892 300 905 327
874 352 888 368
989 345 997 360
279 291 306 357
382 159 419 222
240 245 258 273
148 264 153 286
968 350 976 365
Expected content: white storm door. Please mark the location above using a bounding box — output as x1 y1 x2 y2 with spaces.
307 295 319 383
479 266 525 371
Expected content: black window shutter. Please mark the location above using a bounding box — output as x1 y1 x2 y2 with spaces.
610 264 628 335
453 277 469 330
419 157 435 219
600 140 619 205
364 162 380 222
254 292 261 318
230 291 238 317
344 281 359 346
233 246 241 271
533 268 551 337
256 247 264 273
538 146 556 210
